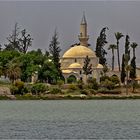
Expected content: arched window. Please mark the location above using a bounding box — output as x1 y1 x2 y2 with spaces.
67 75 77 83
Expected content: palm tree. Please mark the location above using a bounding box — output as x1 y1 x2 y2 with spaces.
115 32 124 71
108 44 117 71
131 42 138 58
6 61 21 83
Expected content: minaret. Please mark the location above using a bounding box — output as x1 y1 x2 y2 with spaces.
78 12 89 47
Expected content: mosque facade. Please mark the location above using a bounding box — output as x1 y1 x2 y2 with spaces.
60 13 104 83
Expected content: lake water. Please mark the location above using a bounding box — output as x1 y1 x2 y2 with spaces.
0 100 140 139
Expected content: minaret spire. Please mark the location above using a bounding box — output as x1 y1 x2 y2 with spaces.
78 12 89 47
81 11 87 25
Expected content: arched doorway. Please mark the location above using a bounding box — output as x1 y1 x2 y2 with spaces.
67 75 77 83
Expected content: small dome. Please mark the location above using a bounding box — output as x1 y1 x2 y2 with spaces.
97 64 103 69
62 45 96 58
62 70 72 74
68 63 82 69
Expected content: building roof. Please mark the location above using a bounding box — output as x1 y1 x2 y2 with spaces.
97 64 103 69
62 45 96 58
62 70 72 74
68 63 82 69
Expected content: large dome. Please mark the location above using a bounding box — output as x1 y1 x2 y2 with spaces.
62 45 96 58
68 63 82 69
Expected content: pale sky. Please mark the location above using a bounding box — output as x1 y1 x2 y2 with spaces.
0 1 140 66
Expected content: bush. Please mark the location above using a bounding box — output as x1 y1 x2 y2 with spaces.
10 81 28 95
87 78 98 90
110 75 120 85
10 85 18 95
97 88 121 94
31 83 48 94
15 81 24 89
77 80 83 89
97 87 108 93
100 76 110 82
89 89 97 95
80 89 89 95
49 87 62 94
101 79 115 90
57 80 64 87
68 84 78 90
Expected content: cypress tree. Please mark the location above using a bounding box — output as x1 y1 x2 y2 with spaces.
130 57 136 79
83 56 93 83
95 27 108 66
124 35 130 94
121 54 126 84
49 29 62 82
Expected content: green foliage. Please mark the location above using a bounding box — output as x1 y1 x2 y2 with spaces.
98 88 121 94
108 44 117 71
115 32 124 71
89 89 97 95
6 61 21 83
95 27 108 66
10 85 18 95
80 89 89 95
100 75 110 82
102 65 109 75
31 83 48 94
10 81 28 95
68 84 78 90
121 54 126 83
131 42 138 58
101 79 115 90
87 78 98 90
83 56 92 76
110 75 120 85
49 29 62 81
49 87 62 94
57 80 64 87
77 80 84 89
130 57 136 79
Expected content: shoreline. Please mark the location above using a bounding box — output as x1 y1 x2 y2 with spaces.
1 93 140 100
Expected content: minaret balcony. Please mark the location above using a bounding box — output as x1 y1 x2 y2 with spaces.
78 35 89 39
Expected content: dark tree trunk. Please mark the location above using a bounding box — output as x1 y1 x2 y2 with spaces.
112 49 114 71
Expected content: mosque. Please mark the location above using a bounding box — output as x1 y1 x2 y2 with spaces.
60 13 104 83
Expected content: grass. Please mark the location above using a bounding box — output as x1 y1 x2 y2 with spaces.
0 96 12 100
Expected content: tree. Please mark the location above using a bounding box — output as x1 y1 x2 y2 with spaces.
6 61 21 83
124 35 131 95
130 57 136 79
95 27 108 66
18 29 33 53
0 50 20 78
83 56 93 83
131 42 138 58
130 42 138 92
49 29 62 82
115 32 124 71
121 54 126 84
4 23 20 51
5 23 33 53
108 44 117 71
